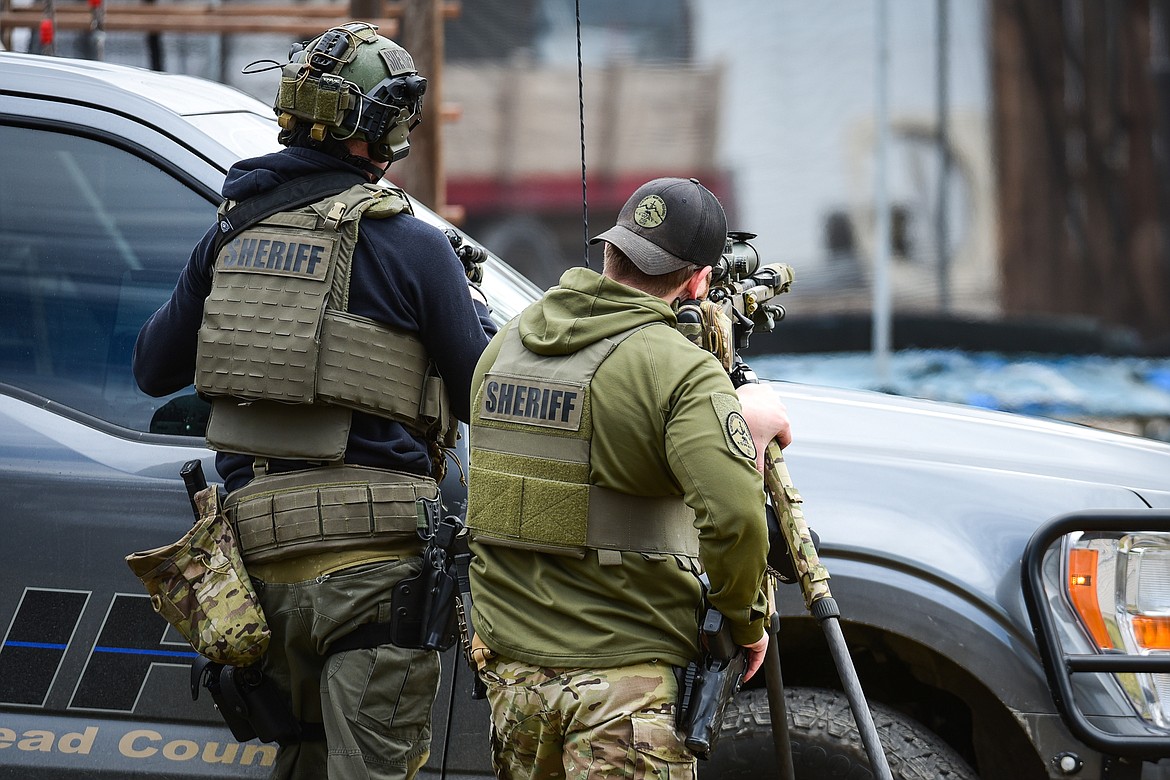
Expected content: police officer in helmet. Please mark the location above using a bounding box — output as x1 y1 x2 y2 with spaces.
465 177 790 778
134 22 496 780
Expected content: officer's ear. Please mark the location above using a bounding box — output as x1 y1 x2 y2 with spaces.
683 265 713 301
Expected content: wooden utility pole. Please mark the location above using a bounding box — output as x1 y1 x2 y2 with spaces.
391 0 445 214
340 0 460 219
379 0 460 219
992 0 1067 317
992 0 1170 346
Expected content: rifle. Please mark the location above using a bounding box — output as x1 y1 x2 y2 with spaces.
677 232 893 780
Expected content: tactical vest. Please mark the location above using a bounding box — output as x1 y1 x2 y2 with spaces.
467 322 700 567
195 182 453 462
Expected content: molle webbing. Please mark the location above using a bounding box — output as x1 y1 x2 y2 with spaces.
197 183 451 459
468 322 698 562
206 312 449 462
318 310 449 432
223 465 438 565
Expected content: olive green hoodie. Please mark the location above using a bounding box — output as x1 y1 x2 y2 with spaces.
468 267 769 669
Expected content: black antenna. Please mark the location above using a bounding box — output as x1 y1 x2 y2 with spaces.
575 0 590 267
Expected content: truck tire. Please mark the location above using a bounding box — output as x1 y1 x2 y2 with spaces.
706 686 979 780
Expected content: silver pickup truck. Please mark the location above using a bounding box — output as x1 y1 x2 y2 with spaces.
2 51 1169 780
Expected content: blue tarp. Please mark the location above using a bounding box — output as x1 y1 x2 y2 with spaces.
750 350 1170 438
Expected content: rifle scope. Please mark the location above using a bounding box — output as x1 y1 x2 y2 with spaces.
713 231 760 284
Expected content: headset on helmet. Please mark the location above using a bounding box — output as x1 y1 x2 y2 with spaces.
274 22 427 163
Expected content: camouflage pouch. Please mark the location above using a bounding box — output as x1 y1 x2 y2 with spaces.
126 486 270 666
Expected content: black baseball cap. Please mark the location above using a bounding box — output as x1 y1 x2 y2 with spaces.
589 177 728 275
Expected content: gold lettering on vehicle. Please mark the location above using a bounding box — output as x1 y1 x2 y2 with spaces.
0 723 275 767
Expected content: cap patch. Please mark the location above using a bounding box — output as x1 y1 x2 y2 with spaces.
634 195 667 228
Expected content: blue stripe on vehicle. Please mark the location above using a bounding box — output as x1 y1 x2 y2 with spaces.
93 645 198 659
4 640 68 650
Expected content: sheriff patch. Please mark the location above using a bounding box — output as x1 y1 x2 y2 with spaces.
215 229 334 280
712 392 757 461
480 375 584 431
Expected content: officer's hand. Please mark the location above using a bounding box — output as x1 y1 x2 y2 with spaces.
735 383 792 472
443 227 487 284
741 633 769 683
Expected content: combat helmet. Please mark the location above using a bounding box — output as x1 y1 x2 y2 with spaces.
275 21 427 163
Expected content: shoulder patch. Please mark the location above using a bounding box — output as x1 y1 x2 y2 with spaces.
711 392 757 461
726 411 757 460
365 188 412 219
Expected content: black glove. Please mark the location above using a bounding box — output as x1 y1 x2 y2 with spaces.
444 228 487 284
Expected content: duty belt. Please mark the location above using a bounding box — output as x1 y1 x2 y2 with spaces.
223 465 440 565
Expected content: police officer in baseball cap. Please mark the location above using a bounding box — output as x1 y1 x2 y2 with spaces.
464 177 790 778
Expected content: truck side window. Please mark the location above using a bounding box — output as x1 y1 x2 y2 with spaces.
0 124 213 434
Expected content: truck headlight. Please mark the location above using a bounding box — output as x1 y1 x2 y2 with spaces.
1066 532 1170 727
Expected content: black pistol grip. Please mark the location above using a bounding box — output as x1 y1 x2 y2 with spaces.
700 608 737 661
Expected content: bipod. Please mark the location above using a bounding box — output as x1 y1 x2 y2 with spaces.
762 577 796 780
764 438 893 780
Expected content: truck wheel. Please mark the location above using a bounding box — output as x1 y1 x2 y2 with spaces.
706 686 979 780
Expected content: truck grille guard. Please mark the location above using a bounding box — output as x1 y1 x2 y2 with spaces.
1022 510 1170 760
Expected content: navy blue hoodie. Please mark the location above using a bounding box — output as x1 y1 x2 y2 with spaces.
134 146 496 491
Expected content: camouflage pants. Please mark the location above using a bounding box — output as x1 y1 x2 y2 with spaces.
254 558 440 780
480 657 696 780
